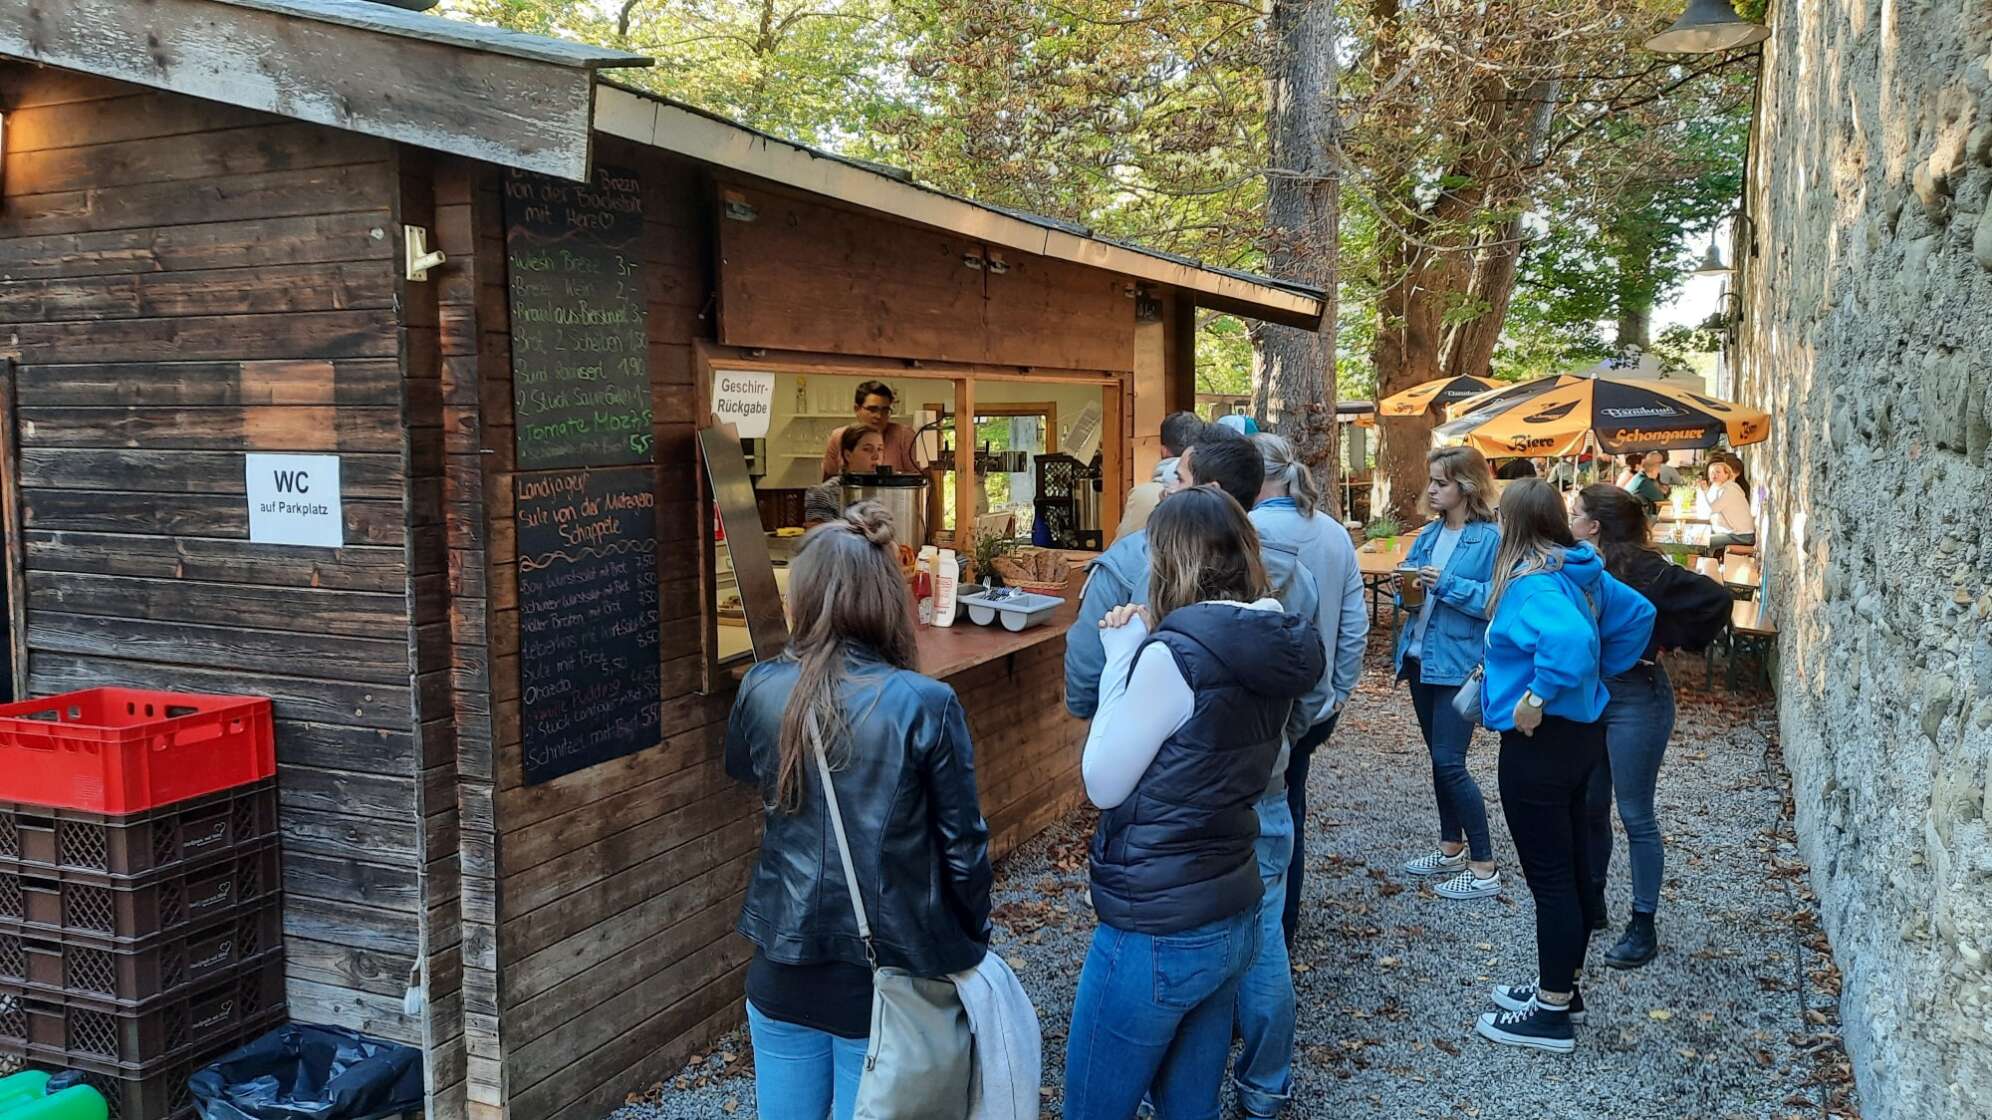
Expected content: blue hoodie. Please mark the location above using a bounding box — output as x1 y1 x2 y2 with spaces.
1481 543 1656 731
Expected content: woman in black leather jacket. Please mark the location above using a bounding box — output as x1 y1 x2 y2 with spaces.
724 502 992 1120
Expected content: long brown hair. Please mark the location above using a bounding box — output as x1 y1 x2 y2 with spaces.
1488 478 1577 616
1147 486 1268 622
1421 446 1498 523
1574 483 1651 582
773 501 918 812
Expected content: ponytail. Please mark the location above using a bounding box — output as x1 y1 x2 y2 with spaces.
1254 433 1321 518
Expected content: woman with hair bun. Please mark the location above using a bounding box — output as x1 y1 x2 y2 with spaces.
725 502 992 1120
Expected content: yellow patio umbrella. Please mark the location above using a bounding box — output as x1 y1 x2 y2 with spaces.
1434 377 1771 457
1377 375 1501 417
1441 374 1585 421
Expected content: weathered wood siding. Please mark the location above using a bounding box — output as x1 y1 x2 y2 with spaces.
450 142 1093 1120
715 180 1136 372
0 62 440 1074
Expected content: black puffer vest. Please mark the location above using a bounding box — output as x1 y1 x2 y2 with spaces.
1088 601 1324 935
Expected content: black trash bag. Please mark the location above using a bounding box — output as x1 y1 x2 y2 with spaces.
189 1024 424 1120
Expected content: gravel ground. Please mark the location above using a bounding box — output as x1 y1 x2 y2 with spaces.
624 639 1860 1120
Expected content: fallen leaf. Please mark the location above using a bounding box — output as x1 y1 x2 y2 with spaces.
1432 1039 1460 1056
1649 1008 1673 1021
722 1098 739 1114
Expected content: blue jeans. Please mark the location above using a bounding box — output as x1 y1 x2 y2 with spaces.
746 1001 867 1120
1064 908 1259 1120
1405 659 1493 862
1586 662 1676 914
1233 795 1296 1117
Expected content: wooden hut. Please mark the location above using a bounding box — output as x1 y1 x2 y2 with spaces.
0 2 1324 1118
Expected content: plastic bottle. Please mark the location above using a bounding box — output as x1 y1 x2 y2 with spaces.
933 548 959 628
6 1085 108 1120
915 546 938 625
0 1072 54 1111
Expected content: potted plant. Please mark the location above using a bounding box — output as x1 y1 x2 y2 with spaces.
1364 513 1403 553
972 529 1020 586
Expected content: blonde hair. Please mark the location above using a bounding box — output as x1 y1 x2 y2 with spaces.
1420 446 1498 524
1255 433 1322 518
1486 479 1577 617
1147 487 1268 622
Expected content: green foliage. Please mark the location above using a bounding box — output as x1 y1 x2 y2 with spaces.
443 0 1755 411
1363 513 1402 541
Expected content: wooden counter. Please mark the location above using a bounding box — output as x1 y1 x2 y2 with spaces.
917 593 1081 679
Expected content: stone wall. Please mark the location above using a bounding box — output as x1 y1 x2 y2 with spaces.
1730 2 1992 1116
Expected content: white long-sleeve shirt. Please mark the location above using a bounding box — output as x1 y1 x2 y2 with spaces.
1080 598 1284 809
1698 479 1753 535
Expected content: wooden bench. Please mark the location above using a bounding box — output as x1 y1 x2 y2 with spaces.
1703 599 1777 691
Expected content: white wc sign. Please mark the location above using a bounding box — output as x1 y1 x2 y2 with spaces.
245 453 343 548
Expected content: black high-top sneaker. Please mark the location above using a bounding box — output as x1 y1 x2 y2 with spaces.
1490 980 1587 1024
1476 998 1577 1053
1604 911 1658 969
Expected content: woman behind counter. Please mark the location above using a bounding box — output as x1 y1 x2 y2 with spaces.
724 502 992 1120
804 426 887 526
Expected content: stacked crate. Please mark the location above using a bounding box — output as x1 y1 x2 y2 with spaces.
0 690 284 1120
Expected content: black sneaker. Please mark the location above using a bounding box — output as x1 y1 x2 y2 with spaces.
1490 980 1586 1024
1476 1001 1576 1053
1604 912 1658 969
1590 907 1611 932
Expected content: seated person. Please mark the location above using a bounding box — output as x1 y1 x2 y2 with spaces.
1697 453 1755 550
1625 451 1668 518
804 427 886 526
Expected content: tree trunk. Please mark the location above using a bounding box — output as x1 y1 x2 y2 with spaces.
1253 0 1341 516
1614 305 1652 350
1371 78 1557 520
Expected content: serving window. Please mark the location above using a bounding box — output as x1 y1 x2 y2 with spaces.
693 347 1125 677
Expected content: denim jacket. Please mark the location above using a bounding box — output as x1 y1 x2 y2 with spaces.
1391 518 1500 686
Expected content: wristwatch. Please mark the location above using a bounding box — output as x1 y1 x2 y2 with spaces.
1521 691 1545 710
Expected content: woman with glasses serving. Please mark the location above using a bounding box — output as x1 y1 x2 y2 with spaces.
820 380 926 479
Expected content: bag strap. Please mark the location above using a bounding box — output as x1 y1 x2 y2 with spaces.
807 708 877 966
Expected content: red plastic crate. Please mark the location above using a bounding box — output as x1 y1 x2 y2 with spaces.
0 690 274 815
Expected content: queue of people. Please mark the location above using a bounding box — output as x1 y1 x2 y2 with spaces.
724 416 1738 1116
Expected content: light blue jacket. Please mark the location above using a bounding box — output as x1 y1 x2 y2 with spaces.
1391 518 1501 685
1251 498 1368 720
1064 520 1327 776
1481 544 1656 731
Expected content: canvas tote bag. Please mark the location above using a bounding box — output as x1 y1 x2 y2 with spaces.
809 712 974 1120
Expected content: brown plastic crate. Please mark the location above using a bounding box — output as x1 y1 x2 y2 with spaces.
5 1009 287 1120
0 955 285 1071
0 908 281 1007
0 844 279 944
0 784 276 880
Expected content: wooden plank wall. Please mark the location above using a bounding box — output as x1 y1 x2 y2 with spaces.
393 151 469 1120
0 65 433 1047
430 154 513 1120
456 142 1092 1120
437 137 760 1120
715 180 1135 372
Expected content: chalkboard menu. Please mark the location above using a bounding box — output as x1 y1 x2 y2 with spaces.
516 466 661 785
505 166 655 470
